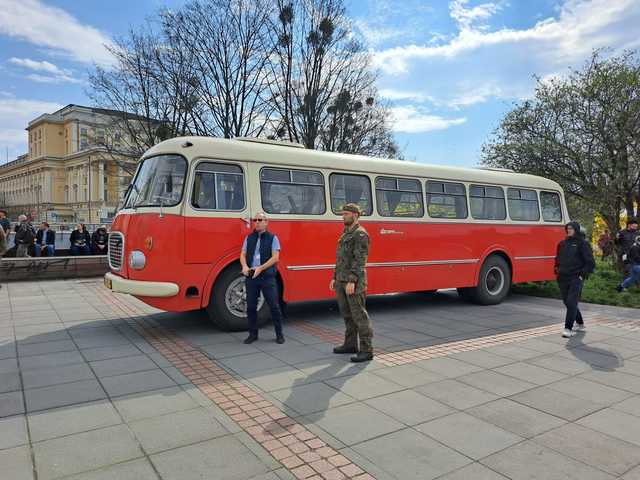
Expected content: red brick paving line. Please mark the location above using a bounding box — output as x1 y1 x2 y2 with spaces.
293 315 639 367
86 285 376 480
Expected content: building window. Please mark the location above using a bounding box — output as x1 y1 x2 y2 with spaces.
260 168 325 215
507 188 540 221
191 162 245 211
329 173 372 215
80 128 88 149
470 185 506 220
96 128 105 145
540 191 563 222
375 176 423 217
426 181 468 219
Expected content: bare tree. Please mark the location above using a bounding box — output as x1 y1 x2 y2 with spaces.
161 0 276 138
269 0 398 157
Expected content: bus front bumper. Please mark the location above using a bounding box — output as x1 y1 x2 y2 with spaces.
104 272 179 298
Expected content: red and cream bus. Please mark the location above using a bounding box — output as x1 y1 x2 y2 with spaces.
104 137 567 330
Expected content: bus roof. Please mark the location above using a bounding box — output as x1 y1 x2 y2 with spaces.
144 136 563 192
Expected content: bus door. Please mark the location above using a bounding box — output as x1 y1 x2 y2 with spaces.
184 160 251 264
369 177 425 293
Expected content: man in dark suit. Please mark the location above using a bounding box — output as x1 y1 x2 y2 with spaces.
35 222 56 257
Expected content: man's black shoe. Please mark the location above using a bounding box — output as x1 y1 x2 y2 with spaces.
350 352 373 363
616 285 624 293
276 335 285 344
333 345 358 354
243 334 258 344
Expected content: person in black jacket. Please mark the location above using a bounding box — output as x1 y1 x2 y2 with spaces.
35 222 56 257
15 215 35 257
554 221 596 338
617 236 640 292
91 225 109 255
70 223 91 255
615 218 639 275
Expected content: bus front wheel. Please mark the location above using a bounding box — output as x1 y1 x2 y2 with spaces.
206 265 269 331
461 255 512 305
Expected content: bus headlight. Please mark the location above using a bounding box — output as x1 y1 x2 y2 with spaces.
129 250 146 270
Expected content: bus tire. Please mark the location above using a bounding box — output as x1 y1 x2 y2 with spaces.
206 265 269 331
471 255 512 305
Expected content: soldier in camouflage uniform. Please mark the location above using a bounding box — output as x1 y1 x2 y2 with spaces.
329 203 374 362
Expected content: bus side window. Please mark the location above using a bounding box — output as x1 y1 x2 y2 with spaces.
191 162 245 211
470 185 506 220
507 188 540 221
540 191 563 222
375 177 423 217
329 173 373 215
426 181 468 219
260 168 326 215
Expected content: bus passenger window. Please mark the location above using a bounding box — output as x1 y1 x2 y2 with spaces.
470 185 506 220
540 191 563 222
507 188 540 221
375 177 423 217
260 168 325 215
426 181 467 219
329 173 373 215
191 162 245 211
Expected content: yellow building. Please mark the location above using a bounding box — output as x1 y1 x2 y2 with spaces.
0 104 139 224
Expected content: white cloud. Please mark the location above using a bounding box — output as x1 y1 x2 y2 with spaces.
0 0 114 66
379 88 431 102
0 98 64 159
446 83 505 108
450 0 502 31
8 57 81 84
390 106 466 133
373 0 640 74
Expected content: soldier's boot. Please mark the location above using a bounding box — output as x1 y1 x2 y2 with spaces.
350 351 373 363
333 344 358 354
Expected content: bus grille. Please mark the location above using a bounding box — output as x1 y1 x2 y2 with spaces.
108 232 124 271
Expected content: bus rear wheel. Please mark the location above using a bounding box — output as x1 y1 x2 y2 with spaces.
206 265 269 331
461 255 512 305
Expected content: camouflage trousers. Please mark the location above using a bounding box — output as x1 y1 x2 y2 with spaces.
335 281 373 353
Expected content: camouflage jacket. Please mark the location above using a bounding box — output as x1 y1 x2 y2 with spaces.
333 223 369 289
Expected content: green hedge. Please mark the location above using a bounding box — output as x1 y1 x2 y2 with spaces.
512 260 640 309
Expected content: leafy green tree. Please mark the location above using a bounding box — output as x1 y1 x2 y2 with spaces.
482 50 640 239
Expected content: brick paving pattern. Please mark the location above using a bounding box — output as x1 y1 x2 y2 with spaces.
2 279 640 480
89 283 375 480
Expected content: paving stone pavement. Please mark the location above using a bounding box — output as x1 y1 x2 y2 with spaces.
1 279 640 479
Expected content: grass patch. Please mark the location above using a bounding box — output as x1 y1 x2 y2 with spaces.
513 260 640 309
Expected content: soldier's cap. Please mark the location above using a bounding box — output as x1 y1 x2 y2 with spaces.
341 203 362 215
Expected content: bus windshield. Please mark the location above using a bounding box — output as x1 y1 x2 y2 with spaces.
124 154 187 208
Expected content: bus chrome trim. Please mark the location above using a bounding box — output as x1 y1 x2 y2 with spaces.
104 272 179 298
108 232 124 271
514 255 556 260
286 259 479 271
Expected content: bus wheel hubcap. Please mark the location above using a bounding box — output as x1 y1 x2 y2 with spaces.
485 267 505 296
225 277 264 318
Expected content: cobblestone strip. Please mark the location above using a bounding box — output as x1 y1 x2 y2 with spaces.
293 322 388 356
88 285 375 480
293 315 639 367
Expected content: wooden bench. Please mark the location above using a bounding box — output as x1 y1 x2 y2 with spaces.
0 256 109 282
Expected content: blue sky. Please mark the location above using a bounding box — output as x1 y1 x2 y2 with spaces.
1 0 639 167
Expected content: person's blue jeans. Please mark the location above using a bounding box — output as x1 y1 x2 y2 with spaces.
245 274 283 337
70 244 91 255
35 244 55 257
622 264 640 289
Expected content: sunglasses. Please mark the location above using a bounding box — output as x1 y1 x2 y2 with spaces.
252 218 266 222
